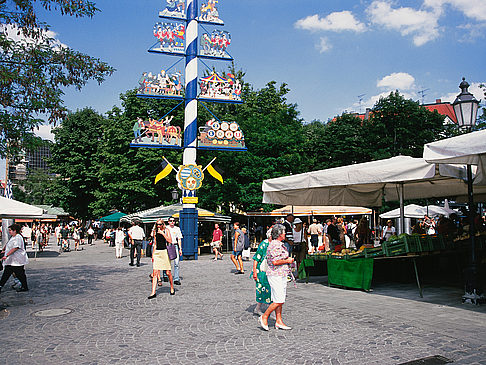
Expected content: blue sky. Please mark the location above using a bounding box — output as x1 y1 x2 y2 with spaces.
2 0 486 179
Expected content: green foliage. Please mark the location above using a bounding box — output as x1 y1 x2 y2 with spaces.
50 108 104 219
362 91 452 159
0 0 114 158
15 169 60 205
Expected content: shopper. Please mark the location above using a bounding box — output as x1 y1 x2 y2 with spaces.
115 226 125 258
381 220 396 242
164 218 183 285
0 224 29 293
258 224 294 331
230 222 245 274
251 227 272 316
148 219 175 299
128 221 145 267
211 223 224 261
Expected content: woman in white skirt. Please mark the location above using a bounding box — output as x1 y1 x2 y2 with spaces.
148 219 175 299
258 224 294 331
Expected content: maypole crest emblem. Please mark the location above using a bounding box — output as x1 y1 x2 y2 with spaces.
199 0 223 24
138 70 184 98
177 164 204 190
200 30 231 58
153 22 186 54
199 72 242 102
159 0 186 19
198 119 246 150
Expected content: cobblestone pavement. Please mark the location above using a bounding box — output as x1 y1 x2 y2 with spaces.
0 237 485 365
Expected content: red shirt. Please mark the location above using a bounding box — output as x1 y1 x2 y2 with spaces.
212 228 223 242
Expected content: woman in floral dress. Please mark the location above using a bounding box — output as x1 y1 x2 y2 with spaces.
251 228 272 315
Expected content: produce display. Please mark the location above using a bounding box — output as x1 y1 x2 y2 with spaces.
308 231 486 261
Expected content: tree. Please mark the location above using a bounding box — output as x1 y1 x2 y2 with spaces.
0 0 114 158
362 91 451 160
50 108 104 218
15 169 60 205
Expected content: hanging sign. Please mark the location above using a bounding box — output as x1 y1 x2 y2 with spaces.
199 0 224 24
137 70 184 98
176 164 204 190
200 30 231 59
159 0 186 19
198 119 246 150
131 116 182 148
198 72 242 102
153 22 186 54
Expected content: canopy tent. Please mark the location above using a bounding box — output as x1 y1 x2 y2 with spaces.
423 129 486 186
0 196 44 218
262 156 483 207
379 204 458 219
248 205 372 217
120 203 231 224
99 212 127 222
34 205 70 218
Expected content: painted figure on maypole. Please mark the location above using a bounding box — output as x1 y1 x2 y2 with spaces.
131 0 246 259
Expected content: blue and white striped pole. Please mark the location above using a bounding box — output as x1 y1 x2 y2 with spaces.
180 0 199 259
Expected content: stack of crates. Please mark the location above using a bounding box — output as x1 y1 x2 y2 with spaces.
364 246 384 258
382 240 407 256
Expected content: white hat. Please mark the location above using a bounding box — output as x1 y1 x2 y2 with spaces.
293 218 302 225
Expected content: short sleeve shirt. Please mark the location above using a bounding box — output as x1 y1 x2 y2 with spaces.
4 235 28 266
168 226 183 245
128 226 145 240
266 239 290 277
212 228 223 242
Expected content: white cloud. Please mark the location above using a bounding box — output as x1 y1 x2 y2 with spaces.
34 124 55 142
316 37 332 53
295 11 366 32
377 72 416 90
367 1 441 46
424 0 486 21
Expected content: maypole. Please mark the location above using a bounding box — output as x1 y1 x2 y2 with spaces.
133 0 246 259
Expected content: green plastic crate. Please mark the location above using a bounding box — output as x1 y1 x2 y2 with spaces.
383 240 407 256
364 246 384 258
419 235 433 251
402 235 422 253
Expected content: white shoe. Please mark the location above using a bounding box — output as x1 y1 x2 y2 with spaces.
258 316 269 331
275 323 292 330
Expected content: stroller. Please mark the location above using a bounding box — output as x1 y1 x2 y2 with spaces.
61 238 71 252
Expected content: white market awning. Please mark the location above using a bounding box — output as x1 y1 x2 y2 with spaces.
0 196 45 218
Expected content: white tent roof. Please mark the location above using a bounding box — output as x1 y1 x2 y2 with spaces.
262 156 483 206
380 204 458 219
0 196 44 218
248 205 371 217
423 129 486 185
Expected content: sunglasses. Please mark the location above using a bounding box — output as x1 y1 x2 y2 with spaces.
168 220 175 223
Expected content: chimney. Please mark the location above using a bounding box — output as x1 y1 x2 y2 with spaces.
436 99 441 103
365 108 371 120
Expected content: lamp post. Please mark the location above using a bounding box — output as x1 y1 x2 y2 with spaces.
453 78 483 304
171 188 179 203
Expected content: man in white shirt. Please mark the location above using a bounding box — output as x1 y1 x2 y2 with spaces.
55 225 61 246
128 221 145 267
164 218 183 285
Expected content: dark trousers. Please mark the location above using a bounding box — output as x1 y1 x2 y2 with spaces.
88 235 93 245
130 240 142 265
0 265 28 290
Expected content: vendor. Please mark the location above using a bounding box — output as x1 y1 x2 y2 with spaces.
381 220 396 242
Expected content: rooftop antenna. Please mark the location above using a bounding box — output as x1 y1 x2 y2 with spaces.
418 88 429 105
357 94 366 113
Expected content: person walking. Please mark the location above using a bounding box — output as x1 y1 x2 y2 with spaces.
251 227 272 316
292 218 307 270
0 224 29 293
148 219 175 299
307 219 321 253
55 224 61 246
115 226 125 258
87 225 95 245
211 223 224 261
258 224 294 331
73 226 80 251
230 222 245 274
128 221 145 267
164 218 183 285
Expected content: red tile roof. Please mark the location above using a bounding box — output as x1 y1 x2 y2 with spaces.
422 102 457 123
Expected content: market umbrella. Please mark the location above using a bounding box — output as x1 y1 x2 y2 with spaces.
379 204 457 219
262 155 482 233
99 212 127 222
248 205 372 217
0 196 44 218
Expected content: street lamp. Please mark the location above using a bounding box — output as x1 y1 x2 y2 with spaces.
453 77 479 129
453 78 483 304
171 188 179 202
